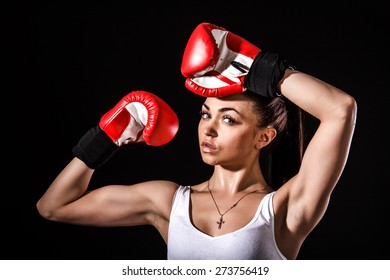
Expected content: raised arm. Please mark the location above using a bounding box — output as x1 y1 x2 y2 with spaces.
36 90 179 236
275 69 357 240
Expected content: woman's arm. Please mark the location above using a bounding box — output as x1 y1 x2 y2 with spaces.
37 90 179 240
37 157 178 228
275 69 357 241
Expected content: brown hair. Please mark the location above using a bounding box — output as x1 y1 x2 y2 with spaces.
243 91 304 189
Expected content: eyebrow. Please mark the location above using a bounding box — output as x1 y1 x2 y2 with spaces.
202 103 241 114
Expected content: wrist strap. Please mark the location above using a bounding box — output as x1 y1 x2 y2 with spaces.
244 51 291 98
72 125 119 169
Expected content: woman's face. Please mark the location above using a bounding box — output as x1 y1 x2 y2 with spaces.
198 94 261 168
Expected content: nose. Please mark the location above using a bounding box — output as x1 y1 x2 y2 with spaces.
200 119 218 137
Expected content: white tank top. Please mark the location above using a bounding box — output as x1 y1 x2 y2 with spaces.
167 185 286 260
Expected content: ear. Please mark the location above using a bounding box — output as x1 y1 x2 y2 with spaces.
255 127 277 149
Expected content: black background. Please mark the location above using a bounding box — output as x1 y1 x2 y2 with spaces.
6 2 389 260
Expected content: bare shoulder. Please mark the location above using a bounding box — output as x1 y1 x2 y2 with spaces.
135 180 180 201
132 180 181 224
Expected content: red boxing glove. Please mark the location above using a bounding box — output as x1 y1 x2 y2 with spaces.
73 90 179 169
100 90 179 146
181 22 261 97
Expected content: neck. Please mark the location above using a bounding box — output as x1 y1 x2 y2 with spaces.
207 166 270 194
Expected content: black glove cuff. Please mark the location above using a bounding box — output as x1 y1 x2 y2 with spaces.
244 51 291 98
72 125 119 169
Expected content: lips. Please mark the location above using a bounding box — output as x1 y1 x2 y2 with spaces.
201 140 217 152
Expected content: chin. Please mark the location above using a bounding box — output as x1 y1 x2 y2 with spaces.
201 155 218 166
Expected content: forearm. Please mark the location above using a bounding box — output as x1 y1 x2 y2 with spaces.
36 157 94 219
279 69 357 123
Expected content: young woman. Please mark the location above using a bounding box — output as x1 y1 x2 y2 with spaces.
36 24 357 260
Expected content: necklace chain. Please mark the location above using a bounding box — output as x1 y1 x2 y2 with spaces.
207 181 259 229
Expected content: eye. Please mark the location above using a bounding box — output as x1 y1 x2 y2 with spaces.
222 115 237 125
199 110 210 119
